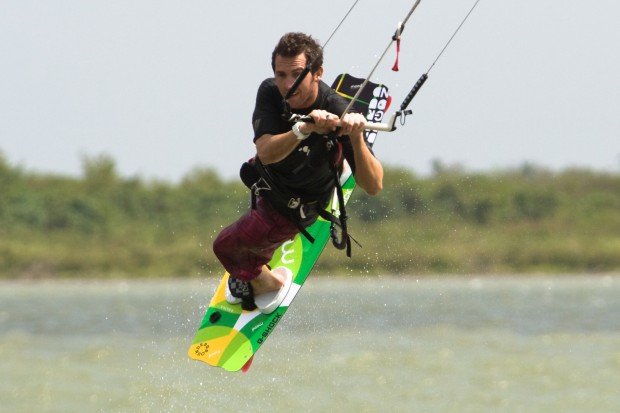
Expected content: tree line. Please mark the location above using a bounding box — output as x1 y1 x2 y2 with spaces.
1 152 618 278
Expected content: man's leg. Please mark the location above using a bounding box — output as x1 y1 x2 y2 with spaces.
213 197 298 293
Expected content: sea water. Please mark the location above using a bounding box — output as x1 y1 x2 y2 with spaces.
1 275 619 413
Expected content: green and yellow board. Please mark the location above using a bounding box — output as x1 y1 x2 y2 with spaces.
188 74 389 371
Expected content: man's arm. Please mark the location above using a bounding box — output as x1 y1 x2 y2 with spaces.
258 111 383 195
255 109 339 165
339 113 383 196
255 130 302 165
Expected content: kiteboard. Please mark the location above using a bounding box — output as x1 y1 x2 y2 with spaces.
188 74 390 372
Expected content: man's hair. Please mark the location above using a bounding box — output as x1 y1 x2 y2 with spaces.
271 32 323 74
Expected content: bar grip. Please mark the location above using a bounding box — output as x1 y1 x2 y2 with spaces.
290 115 394 132
400 73 428 111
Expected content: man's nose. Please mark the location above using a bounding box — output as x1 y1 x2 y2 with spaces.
285 76 296 91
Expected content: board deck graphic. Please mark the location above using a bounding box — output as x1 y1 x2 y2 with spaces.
188 74 390 371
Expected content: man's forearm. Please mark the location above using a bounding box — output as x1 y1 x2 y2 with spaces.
255 131 300 164
351 135 383 196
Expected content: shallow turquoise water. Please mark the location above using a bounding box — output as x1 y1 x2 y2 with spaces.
1 275 619 412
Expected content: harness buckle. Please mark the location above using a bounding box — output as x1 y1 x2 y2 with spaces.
251 178 271 197
287 197 301 209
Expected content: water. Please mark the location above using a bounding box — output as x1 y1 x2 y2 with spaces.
1 275 619 412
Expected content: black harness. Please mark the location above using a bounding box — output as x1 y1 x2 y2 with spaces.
240 135 356 257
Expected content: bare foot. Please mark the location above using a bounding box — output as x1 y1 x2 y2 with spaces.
250 266 285 295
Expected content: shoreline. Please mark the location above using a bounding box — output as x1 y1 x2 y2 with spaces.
2 271 619 284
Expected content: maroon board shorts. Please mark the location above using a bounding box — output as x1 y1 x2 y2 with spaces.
212 197 299 282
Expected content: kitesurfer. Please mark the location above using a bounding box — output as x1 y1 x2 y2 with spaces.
212 32 383 314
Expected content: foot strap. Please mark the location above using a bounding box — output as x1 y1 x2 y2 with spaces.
228 277 257 311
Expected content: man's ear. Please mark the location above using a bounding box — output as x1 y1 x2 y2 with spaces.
313 67 324 81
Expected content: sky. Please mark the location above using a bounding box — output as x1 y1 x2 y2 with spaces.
1 0 618 181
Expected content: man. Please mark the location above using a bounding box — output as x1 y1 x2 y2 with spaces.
213 32 383 314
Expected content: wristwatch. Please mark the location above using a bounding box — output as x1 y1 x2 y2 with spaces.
292 122 310 141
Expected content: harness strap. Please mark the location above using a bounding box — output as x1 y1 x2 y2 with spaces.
327 159 353 257
250 177 271 209
241 139 358 256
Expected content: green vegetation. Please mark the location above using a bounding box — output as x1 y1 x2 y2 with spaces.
1 152 618 278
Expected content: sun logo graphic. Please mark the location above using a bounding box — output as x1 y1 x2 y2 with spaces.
195 343 209 357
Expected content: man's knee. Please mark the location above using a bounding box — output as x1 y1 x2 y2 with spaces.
212 230 229 261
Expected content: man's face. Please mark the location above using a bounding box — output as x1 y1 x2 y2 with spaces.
274 53 322 109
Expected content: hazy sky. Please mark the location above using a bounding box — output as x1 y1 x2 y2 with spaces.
1 0 618 181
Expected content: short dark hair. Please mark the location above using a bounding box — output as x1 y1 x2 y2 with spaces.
271 32 323 74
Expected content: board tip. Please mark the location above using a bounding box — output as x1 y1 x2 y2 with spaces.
241 356 254 373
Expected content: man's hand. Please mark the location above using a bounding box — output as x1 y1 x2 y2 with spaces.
299 110 367 139
299 110 340 135
336 113 366 139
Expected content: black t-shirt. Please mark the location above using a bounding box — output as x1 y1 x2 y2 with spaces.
251 78 372 198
